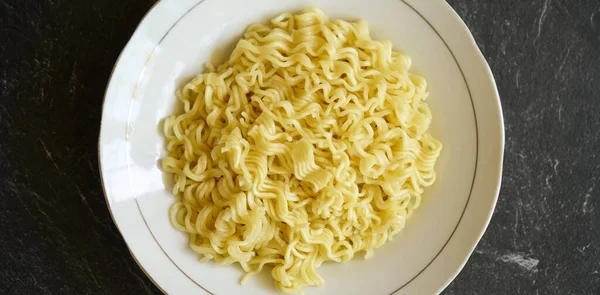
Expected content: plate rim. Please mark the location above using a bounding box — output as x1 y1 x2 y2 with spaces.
98 0 505 294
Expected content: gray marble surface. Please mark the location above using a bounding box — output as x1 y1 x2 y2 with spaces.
0 0 599 294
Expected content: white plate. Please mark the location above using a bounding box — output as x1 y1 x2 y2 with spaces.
99 0 504 294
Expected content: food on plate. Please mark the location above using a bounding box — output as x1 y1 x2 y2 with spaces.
161 7 441 294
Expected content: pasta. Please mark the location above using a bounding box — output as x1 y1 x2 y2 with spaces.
162 7 442 294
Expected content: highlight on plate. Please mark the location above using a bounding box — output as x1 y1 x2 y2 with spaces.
161 7 442 294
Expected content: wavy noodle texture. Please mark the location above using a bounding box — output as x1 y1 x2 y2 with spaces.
162 7 442 294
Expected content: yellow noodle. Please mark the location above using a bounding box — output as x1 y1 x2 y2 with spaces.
162 7 441 294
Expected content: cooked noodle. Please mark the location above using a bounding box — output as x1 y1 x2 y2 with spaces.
162 7 442 294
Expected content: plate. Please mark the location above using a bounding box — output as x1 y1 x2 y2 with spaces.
98 0 504 294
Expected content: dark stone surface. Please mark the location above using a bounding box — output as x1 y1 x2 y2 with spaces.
0 0 598 294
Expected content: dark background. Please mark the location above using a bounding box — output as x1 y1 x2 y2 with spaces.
1 0 599 294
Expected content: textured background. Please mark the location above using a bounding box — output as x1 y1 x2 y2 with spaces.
0 0 599 294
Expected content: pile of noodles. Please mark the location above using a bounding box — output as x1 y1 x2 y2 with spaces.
162 7 441 294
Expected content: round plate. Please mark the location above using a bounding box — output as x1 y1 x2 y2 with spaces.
98 0 504 294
